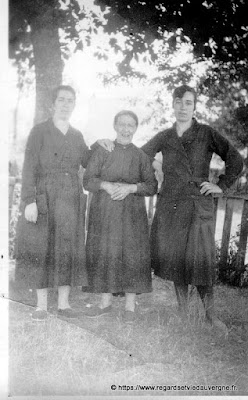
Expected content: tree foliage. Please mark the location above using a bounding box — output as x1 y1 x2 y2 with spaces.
212 104 248 148
9 0 248 133
97 0 248 68
10 0 248 81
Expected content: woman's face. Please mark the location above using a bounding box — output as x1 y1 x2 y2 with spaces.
173 91 195 124
53 90 75 121
114 114 137 145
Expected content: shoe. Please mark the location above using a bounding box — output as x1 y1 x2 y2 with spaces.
211 317 229 338
85 305 112 318
57 308 83 319
113 292 125 297
123 310 135 323
32 309 48 321
205 315 229 338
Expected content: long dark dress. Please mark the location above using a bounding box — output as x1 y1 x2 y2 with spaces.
15 119 91 288
142 119 243 286
83 142 158 293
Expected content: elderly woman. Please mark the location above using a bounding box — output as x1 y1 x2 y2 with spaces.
83 110 158 322
16 85 112 321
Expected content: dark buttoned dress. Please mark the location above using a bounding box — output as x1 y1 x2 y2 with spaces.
142 119 243 286
15 119 90 288
83 142 158 293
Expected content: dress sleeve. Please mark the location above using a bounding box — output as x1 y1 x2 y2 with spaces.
80 134 92 168
81 139 110 168
135 151 158 196
141 131 164 159
21 126 41 206
209 129 243 191
83 147 107 192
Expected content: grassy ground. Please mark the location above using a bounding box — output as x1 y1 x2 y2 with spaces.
8 262 248 397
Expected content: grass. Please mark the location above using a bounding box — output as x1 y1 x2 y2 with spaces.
8 265 248 397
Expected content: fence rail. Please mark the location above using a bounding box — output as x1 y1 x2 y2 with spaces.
213 195 248 272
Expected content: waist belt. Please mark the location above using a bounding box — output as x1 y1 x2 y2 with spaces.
40 170 79 178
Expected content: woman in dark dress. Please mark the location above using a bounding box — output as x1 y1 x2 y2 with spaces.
16 85 112 321
141 85 243 333
83 110 157 322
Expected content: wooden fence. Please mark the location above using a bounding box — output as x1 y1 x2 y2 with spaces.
213 194 248 272
9 177 248 272
146 193 248 272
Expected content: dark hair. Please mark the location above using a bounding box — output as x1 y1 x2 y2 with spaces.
114 110 139 127
52 85 76 104
172 85 197 109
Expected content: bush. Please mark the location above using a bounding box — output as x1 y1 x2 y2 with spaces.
9 183 21 259
216 227 248 288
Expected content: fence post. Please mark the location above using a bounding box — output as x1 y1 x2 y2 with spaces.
85 192 93 235
213 195 219 232
219 197 235 278
147 196 154 226
236 199 248 270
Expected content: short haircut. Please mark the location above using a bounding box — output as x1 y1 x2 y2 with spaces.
52 85 76 104
114 110 139 127
172 85 197 109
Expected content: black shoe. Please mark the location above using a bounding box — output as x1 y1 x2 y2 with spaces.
32 309 48 321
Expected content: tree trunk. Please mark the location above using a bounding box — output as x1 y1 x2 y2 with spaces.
30 7 63 124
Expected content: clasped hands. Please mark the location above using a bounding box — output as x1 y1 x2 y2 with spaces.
101 182 137 201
